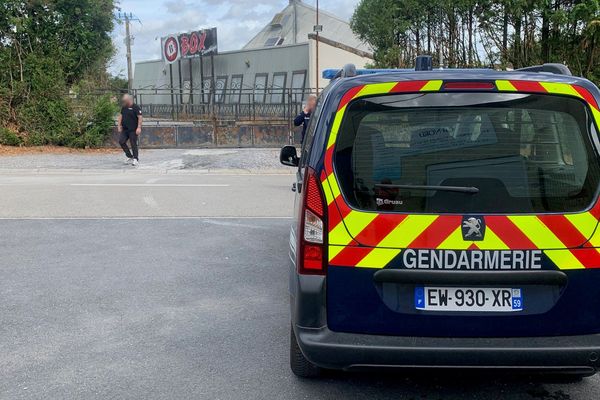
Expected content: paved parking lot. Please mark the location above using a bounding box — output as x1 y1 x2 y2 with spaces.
0 169 598 399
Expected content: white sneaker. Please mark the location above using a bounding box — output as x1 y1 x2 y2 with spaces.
125 158 133 165
132 159 139 166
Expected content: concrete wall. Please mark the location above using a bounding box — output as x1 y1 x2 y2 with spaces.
108 123 300 149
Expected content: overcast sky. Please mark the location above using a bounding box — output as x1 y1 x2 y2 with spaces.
109 0 360 77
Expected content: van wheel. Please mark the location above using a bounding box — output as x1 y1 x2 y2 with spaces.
290 325 322 378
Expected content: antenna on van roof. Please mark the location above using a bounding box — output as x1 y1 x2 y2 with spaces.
415 55 433 71
332 63 357 79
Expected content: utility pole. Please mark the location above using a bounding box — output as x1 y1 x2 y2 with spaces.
314 0 322 93
438 9 443 68
115 12 141 92
125 14 133 91
292 0 297 45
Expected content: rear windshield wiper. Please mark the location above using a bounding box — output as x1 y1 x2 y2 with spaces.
374 183 480 194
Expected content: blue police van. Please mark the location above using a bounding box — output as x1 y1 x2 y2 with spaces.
281 57 600 378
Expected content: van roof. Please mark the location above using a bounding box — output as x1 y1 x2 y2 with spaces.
325 69 600 98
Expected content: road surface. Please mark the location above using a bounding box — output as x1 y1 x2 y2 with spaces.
0 171 597 399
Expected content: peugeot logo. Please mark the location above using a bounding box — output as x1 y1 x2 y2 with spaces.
462 216 485 241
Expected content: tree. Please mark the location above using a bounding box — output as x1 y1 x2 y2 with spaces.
350 0 600 85
0 0 116 147
351 0 402 67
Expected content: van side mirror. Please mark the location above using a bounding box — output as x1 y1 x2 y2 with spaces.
280 145 299 167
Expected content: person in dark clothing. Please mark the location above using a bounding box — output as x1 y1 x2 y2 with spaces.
294 95 317 143
118 94 143 166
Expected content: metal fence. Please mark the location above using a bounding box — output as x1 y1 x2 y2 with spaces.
132 88 318 122
66 88 311 147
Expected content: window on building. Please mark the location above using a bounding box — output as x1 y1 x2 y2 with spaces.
264 37 281 47
291 70 306 103
270 72 287 103
215 76 228 103
254 74 268 103
182 80 191 104
270 13 284 25
229 75 243 104
202 78 212 104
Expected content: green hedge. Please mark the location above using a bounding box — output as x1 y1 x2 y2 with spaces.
0 127 22 146
0 0 116 148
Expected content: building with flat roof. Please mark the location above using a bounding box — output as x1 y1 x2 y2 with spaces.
133 0 372 109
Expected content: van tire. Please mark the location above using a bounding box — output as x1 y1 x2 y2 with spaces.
290 325 322 378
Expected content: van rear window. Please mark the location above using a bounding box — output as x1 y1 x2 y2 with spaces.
334 92 600 214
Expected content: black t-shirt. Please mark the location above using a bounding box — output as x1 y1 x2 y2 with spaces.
121 104 142 131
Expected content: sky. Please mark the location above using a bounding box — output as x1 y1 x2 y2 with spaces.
109 0 360 77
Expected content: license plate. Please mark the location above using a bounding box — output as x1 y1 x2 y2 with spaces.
415 287 523 312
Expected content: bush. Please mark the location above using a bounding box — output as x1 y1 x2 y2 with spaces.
0 0 116 148
23 131 47 147
68 94 118 148
0 127 22 146
14 55 77 146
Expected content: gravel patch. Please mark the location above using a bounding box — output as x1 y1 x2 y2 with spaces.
0 148 290 173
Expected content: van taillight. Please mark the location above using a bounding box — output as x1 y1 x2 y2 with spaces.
299 168 326 275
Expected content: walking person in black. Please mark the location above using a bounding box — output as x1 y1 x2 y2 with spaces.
294 94 317 144
118 94 143 166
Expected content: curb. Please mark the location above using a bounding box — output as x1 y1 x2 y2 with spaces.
0 167 295 176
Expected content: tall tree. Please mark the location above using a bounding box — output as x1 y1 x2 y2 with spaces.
350 0 600 85
351 0 402 67
0 0 116 146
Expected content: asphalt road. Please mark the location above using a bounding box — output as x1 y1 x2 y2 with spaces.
0 173 295 218
0 172 598 399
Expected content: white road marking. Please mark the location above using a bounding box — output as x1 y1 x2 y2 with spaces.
143 195 159 209
69 183 230 187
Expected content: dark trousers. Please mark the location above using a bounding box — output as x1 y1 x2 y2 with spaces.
119 130 139 160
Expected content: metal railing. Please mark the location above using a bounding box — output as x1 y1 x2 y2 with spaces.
132 88 318 122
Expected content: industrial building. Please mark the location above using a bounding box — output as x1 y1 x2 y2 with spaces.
132 0 373 108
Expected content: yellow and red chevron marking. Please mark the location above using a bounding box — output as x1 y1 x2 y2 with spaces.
320 78 600 271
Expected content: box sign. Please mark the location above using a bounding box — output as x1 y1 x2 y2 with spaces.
161 28 218 64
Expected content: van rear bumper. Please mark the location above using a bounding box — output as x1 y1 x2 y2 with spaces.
295 325 600 372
